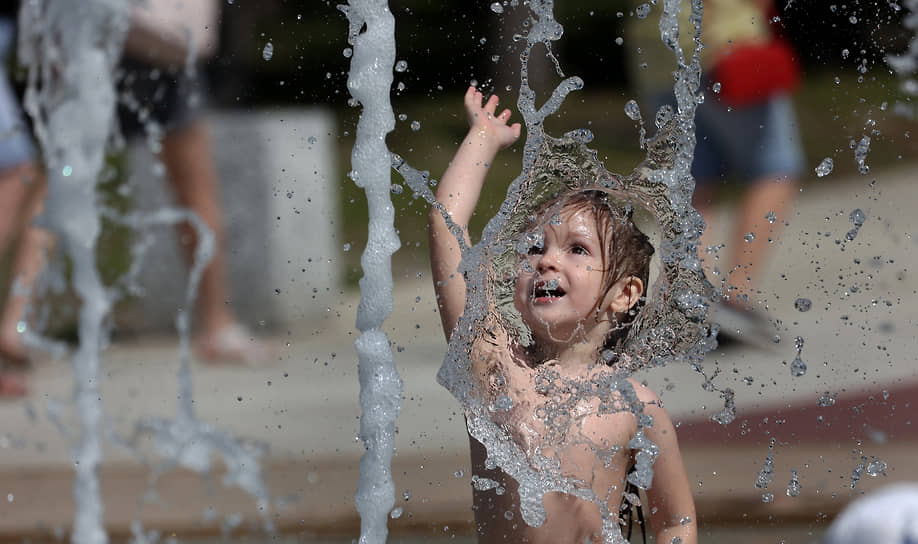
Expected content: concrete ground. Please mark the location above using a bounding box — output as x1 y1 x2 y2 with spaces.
1 164 916 541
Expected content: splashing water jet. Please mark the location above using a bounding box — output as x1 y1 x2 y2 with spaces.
18 3 131 542
339 1 404 542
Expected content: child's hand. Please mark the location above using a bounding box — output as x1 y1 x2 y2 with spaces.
464 85 522 150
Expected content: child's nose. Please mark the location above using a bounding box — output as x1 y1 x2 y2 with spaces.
536 248 560 272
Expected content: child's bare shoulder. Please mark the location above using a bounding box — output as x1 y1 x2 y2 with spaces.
628 378 663 405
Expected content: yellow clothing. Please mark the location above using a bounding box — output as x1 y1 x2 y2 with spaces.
624 0 769 92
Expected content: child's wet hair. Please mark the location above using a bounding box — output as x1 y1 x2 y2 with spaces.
529 189 655 354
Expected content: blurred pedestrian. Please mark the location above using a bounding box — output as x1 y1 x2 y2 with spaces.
626 0 805 344
118 0 270 364
0 7 52 397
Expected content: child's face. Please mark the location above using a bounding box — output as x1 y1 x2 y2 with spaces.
513 206 611 346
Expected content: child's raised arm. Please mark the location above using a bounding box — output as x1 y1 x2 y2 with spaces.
429 86 521 341
635 382 698 544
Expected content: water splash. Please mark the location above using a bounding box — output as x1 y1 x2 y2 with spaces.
339 1 404 543
815 157 834 177
396 0 714 540
790 335 807 377
106 207 272 526
756 439 776 503
845 208 866 241
786 469 801 497
854 135 871 175
18 3 131 542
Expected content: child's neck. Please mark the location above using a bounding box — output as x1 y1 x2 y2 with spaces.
523 319 612 368
524 334 605 370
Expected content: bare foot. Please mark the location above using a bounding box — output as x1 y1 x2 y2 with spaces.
195 323 273 367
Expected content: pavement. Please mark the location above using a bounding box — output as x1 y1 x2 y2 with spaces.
1 164 917 542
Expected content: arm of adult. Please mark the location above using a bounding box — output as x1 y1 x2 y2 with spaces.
429 85 521 341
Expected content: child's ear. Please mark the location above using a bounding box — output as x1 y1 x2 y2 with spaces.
606 276 644 314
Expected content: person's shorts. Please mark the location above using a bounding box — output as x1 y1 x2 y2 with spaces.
115 57 207 140
0 17 36 172
649 90 805 184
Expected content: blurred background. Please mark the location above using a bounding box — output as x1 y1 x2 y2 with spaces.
0 1 916 543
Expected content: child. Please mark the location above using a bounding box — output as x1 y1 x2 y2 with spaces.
429 86 697 543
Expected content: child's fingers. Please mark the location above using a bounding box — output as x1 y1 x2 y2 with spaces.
483 94 499 114
464 86 481 108
498 109 512 123
510 123 522 139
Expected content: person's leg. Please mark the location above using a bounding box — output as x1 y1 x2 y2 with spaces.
159 119 269 364
0 163 49 361
725 95 804 305
0 164 50 397
159 120 235 336
724 176 797 305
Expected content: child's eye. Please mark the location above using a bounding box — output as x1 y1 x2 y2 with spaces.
570 245 588 255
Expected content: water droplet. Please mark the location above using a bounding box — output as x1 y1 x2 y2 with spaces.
15 321 26 334
491 54 501 63
855 136 871 175
624 100 642 121
262 42 274 61
490 2 504 13
786 470 801 497
390 506 403 519
761 492 774 503
815 157 834 177
744 232 755 243
794 298 812 312
712 81 722 94
343 47 353 58
390 184 403 194
396 82 406 91
62 165 72 177
402 489 411 501
866 459 887 477
503 510 514 520
394 60 408 73
790 356 807 377
615 37 624 45
398 113 407 122
6 494 12 502
454 469 464 478
817 392 836 407
636 3 652 18
410 120 421 132
849 208 866 227
849 15 858 23
842 48 850 59
765 211 777 224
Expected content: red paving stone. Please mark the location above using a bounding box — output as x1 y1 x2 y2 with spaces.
675 380 917 446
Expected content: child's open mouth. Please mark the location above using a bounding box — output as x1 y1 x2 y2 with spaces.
532 280 565 303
